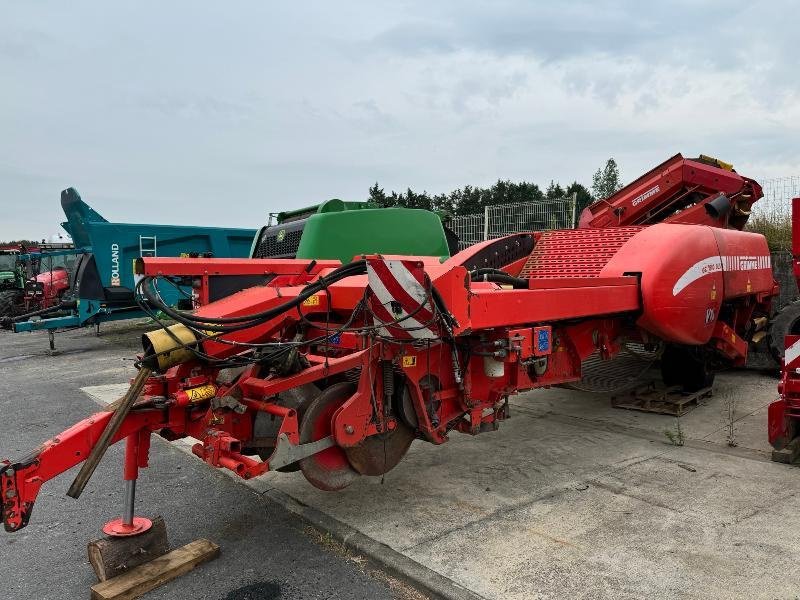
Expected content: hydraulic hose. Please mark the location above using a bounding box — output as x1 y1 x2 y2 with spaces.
139 259 369 370
469 268 528 289
139 259 367 328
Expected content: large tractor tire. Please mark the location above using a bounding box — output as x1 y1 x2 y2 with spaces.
0 289 23 319
660 345 715 392
767 300 800 363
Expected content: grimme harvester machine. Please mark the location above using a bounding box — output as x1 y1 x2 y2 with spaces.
0 154 780 540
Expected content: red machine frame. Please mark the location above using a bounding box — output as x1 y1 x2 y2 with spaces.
0 155 784 537
769 197 800 452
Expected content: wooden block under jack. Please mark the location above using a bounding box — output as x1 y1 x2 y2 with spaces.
88 516 169 582
90 539 220 600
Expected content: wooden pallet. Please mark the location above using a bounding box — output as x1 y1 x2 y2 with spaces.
611 383 712 416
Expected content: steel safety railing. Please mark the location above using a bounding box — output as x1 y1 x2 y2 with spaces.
447 194 576 250
756 176 800 221
749 176 800 252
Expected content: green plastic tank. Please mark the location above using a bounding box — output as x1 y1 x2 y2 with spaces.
251 199 453 263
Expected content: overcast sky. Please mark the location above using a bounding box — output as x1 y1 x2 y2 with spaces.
1 1 797 240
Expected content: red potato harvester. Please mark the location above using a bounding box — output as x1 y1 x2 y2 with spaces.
0 155 780 537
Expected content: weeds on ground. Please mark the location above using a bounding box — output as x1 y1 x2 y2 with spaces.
724 395 737 447
746 213 792 251
303 526 429 600
664 419 685 446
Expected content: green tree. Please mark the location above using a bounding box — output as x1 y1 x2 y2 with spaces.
453 185 482 215
368 182 387 205
369 179 562 217
591 158 623 200
545 180 565 200
565 181 594 214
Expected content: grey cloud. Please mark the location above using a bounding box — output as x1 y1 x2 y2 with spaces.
359 0 799 106
127 94 256 122
0 1 797 241
369 22 458 55
364 1 736 62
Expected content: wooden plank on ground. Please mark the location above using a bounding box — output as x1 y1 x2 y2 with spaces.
90 538 220 600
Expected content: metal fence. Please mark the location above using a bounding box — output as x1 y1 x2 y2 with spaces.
754 176 800 220
447 213 485 250
447 195 576 250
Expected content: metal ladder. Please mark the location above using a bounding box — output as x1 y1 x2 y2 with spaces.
139 236 157 257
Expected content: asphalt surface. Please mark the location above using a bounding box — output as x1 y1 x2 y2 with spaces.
0 323 408 600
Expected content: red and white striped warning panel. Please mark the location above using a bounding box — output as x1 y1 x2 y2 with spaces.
785 335 800 370
366 258 440 340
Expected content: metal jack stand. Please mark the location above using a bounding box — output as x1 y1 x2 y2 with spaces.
102 432 152 537
87 432 219 595
88 431 167 584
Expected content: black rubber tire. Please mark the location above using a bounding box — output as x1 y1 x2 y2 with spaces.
767 300 800 363
661 345 715 393
0 289 23 319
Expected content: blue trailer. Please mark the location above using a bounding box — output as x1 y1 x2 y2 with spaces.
12 188 256 337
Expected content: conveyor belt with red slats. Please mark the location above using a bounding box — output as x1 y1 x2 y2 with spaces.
520 227 643 279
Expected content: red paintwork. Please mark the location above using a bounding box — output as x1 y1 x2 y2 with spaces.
794 197 800 280
0 158 784 533
769 198 800 450
770 332 800 448
2 224 777 531
24 267 70 310
135 257 342 306
520 227 643 279
579 154 762 229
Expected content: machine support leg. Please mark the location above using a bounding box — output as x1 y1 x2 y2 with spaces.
102 433 153 537
122 479 136 527
48 329 55 353
88 432 168 581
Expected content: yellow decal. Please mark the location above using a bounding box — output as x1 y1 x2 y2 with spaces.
186 384 216 402
710 283 717 300
401 356 417 368
302 295 321 307
746 279 752 293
